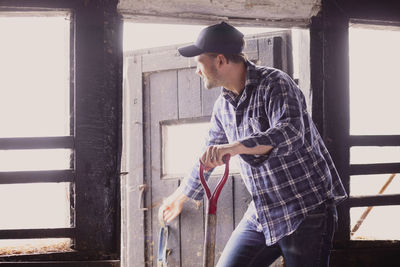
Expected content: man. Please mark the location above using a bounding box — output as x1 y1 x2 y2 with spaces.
159 21 347 267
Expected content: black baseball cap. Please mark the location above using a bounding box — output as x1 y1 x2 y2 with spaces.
178 22 244 57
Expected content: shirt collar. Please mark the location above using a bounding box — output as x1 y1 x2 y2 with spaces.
222 60 259 107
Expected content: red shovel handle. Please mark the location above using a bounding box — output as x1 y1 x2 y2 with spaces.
199 154 231 215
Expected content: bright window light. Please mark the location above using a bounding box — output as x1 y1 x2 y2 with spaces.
0 183 71 230
162 121 240 179
349 23 400 241
349 25 400 135
351 206 400 240
0 14 70 138
350 146 400 164
351 173 400 196
0 149 71 171
0 12 72 254
123 22 278 52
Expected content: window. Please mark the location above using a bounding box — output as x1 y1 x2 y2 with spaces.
347 23 400 241
161 118 240 179
0 11 74 256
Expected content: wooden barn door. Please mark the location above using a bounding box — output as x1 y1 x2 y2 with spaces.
122 31 292 267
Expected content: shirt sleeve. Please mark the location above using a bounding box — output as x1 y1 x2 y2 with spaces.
181 99 229 200
239 73 306 165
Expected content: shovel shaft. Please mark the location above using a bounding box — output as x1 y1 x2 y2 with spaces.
203 213 217 267
200 154 230 267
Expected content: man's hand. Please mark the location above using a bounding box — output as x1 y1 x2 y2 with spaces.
158 188 188 224
200 142 239 171
201 141 273 171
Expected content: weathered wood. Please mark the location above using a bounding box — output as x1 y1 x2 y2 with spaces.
296 28 311 113
243 38 258 61
180 198 204 267
273 36 283 70
349 163 400 176
122 14 310 29
321 0 351 242
178 68 202 119
349 135 400 146
0 262 120 267
258 37 275 67
348 194 400 207
142 50 196 73
0 136 74 150
73 1 122 255
201 83 221 117
331 248 400 267
0 170 74 184
178 83 205 267
123 54 146 266
143 74 154 266
151 180 180 267
118 0 321 26
310 15 324 134
0 228 75 239
148 70 181 267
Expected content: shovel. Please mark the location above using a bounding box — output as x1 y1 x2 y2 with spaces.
199 154 231 267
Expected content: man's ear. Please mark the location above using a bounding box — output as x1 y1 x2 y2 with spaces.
216 54 227 66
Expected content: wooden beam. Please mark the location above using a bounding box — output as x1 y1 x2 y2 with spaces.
0 170 74 184
0 228 75 239
349 163 400 175
349 135 400 146
349 194 400 207
0 261 119 267
0 136 74 150
0 260 120 267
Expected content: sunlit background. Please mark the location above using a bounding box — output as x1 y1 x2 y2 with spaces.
0 15 399 255
349 25 400 240
0 14 72 254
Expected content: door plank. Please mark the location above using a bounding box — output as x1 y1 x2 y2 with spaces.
149 70 181 267
201 83 221 117
180 198 205 267
258 37 275 67
124 54 146 266
178 68 202 118
243 38 259 62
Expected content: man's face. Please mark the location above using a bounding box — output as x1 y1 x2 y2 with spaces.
194 53 222 90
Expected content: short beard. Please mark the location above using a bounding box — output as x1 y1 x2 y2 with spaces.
203 64 221 90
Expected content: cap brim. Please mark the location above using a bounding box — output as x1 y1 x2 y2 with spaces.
178 44 203 57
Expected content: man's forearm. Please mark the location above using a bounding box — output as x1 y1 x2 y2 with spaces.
233 141 273 156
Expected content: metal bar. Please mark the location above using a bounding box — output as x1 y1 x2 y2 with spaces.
0 170 74 184
349 194 400 207
0 136 74 150
0 228 75 239
349 135 400 146
349 163 400 175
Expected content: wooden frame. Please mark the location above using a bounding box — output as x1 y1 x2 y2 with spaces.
311 0 400 265
0 1 122 265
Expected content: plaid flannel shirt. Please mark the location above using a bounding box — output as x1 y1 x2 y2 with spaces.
181 60 347 245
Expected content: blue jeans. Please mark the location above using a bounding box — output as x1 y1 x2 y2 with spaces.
217 203 337 267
